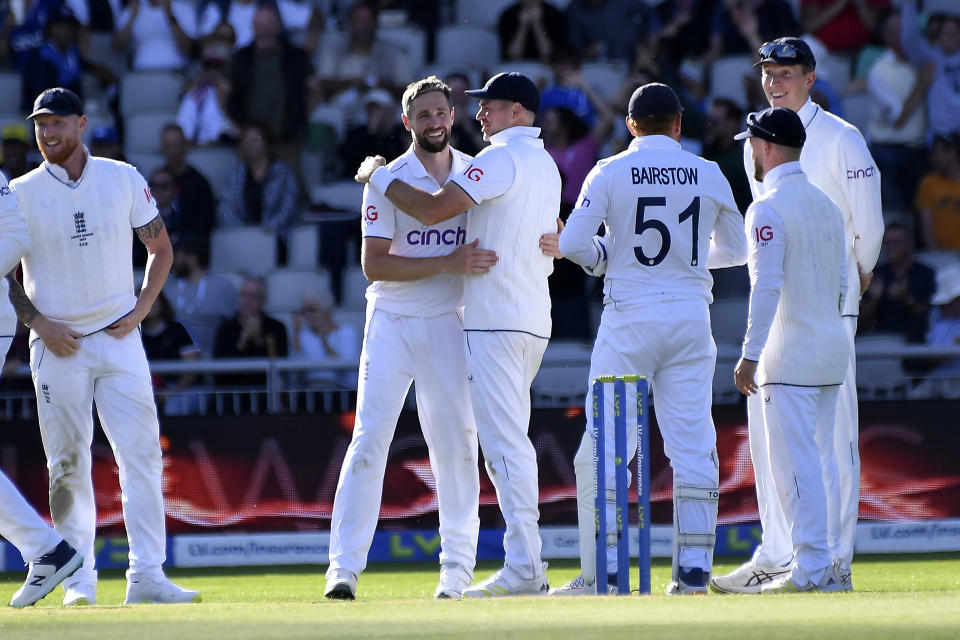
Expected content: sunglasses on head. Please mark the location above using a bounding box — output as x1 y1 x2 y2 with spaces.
759 42 798 60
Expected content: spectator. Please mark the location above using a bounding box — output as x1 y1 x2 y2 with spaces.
160 124 217 227
498 0 567 63
859 222 936 345
336 88 407 179
654 0 719 64
702 98 752 213
926 264 960 378
150 166 214 240
227 3 313 146
900 0 960 137
915 133 960 251
89 125 124 161
867 8 932 213
22 5 116 111
565 0 658 63
199 0 322 53
176 23 237 146
708 0 801 58
140 290 202 416
10 0 75 71
164 232 237 357
218 121 301 237
0 123 37 182
313 1 412 111
445 71 484 156
801 0 889 54
290 287 359 389
213 275 288 389
112 0 198 71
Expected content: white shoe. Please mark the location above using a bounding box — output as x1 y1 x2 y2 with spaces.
462 563 549 598
666 567 709 595
63 582 96 606
710 559 791 594
324 568 357 600
124 575 200 604
434 563 471 600
9 541 83 608
760 565 844 594
548 574 616 596
833 560 853 592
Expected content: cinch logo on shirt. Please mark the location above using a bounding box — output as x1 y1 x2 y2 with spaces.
463 165 483 181
0 186 10 196
846 167 876 180
406 226 466 246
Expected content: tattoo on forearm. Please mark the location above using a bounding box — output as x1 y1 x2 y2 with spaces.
5 274 38 327
135 215 166 245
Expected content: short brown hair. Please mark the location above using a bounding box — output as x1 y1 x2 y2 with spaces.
629 114 677 136
402 76 452 117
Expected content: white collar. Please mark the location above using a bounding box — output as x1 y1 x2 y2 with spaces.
401 144 469 184
796 98 820 129
489 125 542 147
762 160 804 188
629 135 681 151
44 146 91 188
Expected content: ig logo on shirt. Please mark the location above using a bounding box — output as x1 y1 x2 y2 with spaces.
754 226 773 246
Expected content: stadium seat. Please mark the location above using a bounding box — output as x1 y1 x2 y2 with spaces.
435 25 500 68
419 64 482 88
709 55 755 110
127 152 165 178
855 333 909 399
310 180 364 212
456 0 514 27
332 308 366 344
185 147 238 200
340 265 370 311
265 268 333 313
124 113 175 154
88 32 128 77
120 71 184 116
210 226 277 276
709 297 749 343
916 251 960 273
490 61 553 89
206 269 245 293
580 61 629 101
840 92 872 133
379 25 425 73
532 340 592 406
0 73 22 115
287 222 320 268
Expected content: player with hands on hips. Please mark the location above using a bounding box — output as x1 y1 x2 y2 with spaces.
5 88 199 606
357 72 561 598
712 37 883 593
726 107 849 594
547 82 747 596
325 76 491 602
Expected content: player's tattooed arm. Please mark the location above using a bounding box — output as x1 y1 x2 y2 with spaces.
135 214 166 245
5 269 38 328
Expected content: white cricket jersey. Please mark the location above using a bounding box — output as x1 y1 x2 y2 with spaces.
744 98 884 317
12 153 159 336
560 135 747 307
362 144 472 317
743 162 848 386
0 172 29 338
449 126 560 338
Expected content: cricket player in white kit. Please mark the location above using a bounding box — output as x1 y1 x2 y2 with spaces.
547 83 748 595
6 88 198 606
713 38 883 593
729 107 849 593
324 77 494 602
0 173 84 609
357 72 560 597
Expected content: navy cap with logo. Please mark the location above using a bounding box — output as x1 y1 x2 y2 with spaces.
755 37 816 70
627 82 683 119
28 87 84 120
465 72 540 114
734 107 806 148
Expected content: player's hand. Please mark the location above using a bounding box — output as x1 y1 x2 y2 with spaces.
355 156 387 184
539 217 564 258
859 269 873 295
734 358 758 396
32 316 83 358
105 308 146 339
447 239 498 274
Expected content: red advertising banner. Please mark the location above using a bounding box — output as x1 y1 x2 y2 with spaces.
1 401 958 535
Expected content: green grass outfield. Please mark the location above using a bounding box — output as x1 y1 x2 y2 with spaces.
0 554 958 639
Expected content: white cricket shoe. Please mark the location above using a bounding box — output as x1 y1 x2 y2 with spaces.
9 541 83 608
324 568 358 600
666 567 709 595
709 559 791 594
462 563 549 598
548 574 616 596
434 563 472 600
833 560 853 592
124 575 200 604
63 581 96 606
760 565 845 594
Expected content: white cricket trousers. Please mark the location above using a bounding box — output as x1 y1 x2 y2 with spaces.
573 301 720 583
749 317 857 569
753 385 840 581
30 330 167 588
0 336 63 563
327 309 480 577
466 330 547 580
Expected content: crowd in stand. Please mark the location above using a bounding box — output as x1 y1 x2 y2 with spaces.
0 0 958 403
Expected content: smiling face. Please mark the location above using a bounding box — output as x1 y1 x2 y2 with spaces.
33 113 86 166
403 90 453 154
761 62 815 113
476 99 516 141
